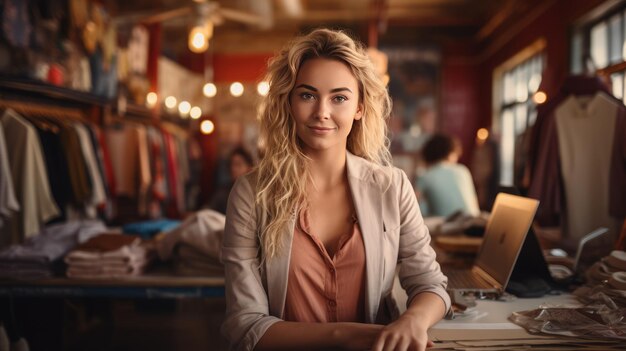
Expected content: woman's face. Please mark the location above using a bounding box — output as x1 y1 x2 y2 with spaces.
290 57 362 156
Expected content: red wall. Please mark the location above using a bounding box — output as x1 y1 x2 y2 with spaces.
178 52 273 83
213 54 273 83
440 43 481 165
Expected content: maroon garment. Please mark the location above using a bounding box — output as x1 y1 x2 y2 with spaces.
610 108 626 218
162 129 180 218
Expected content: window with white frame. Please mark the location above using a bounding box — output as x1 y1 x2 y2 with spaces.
494 50 544 186
571 4 626 103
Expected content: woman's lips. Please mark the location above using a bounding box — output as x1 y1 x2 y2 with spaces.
308 126 335 134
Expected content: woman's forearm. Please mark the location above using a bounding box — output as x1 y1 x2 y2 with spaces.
255 321 382 351
404 291 447 327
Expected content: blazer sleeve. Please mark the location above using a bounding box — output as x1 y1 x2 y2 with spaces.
394 169 452 317
220 175 281 351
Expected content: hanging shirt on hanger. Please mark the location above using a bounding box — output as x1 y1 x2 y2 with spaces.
555 92 624 249
0 122 20 235
74 123 107 218
0 109 59 244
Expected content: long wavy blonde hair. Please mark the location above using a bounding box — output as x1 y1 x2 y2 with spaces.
256 28 392 258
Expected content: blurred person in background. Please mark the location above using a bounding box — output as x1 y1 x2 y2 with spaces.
207 146 254 214
415 133 480 217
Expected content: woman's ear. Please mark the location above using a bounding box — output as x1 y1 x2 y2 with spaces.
355 104 363 121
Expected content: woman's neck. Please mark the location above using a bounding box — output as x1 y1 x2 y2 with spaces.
307 150 347 191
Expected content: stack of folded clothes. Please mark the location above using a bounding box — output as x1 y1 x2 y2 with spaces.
64 233 154 279
0 221 106 280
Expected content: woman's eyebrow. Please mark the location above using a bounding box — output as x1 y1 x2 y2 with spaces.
294 84 353 94
294 84 317 91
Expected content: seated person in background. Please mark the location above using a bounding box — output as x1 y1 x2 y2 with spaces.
207 146 254 214
415 133 480 217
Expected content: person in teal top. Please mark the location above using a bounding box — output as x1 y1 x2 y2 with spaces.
415 133 480 217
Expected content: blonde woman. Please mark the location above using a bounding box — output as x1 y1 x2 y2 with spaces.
222 28 450 351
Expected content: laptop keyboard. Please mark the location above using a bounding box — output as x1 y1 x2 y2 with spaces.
445 269 493 289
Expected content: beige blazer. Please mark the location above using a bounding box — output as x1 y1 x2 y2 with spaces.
221 152 451 351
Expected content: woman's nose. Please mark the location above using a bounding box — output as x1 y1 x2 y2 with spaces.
314 100 331 119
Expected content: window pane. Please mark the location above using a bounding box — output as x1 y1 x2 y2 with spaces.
515 104 528 135
528 109 538 127
610 14 622 64
516 65 528 102
571 31 583 74
500 109 515 186
504 72 515 104
623 10 626 60
611 72 623 99
591 21 609 69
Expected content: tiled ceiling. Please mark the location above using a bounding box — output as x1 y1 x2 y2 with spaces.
111 0 540 53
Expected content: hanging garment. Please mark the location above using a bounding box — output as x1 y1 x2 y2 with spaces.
34 122 73 221
146 126 168 218
162 130 180 218
74 123 107 218
106 123 139 197
60 123 92 205
0 123 19 234
0 110 59 244
555 92 624 249
527 76 613 227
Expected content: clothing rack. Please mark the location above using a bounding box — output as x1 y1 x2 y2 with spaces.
0 99 85 120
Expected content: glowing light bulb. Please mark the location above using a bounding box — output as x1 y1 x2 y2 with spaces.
188 26 208 53
146 92 158 107
165 96 177 109
230 82 244 97
476 128 489 141
201 120 215 135
178 101 191 115
190 106 202 119
203 83 217 98
533 91 547 104
257 81 270 96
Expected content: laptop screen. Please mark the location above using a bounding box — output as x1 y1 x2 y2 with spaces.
474 193 539 287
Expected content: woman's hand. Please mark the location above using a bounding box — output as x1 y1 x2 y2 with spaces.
371 314 433 351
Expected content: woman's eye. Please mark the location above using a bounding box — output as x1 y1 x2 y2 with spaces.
333 95 347 103
300 93 315 100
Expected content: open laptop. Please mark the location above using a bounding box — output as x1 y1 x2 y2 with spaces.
443 193 539 294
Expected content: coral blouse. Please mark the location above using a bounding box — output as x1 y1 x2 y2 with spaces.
283 209 366 323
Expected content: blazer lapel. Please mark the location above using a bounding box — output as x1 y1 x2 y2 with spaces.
346 152 384 323
265 213 295 319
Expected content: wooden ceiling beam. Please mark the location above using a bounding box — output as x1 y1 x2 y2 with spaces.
475 0 516 41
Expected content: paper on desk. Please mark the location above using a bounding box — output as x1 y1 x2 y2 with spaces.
430 342 626 351
455 337 616 347
428 327 539 341
430 338 625 351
